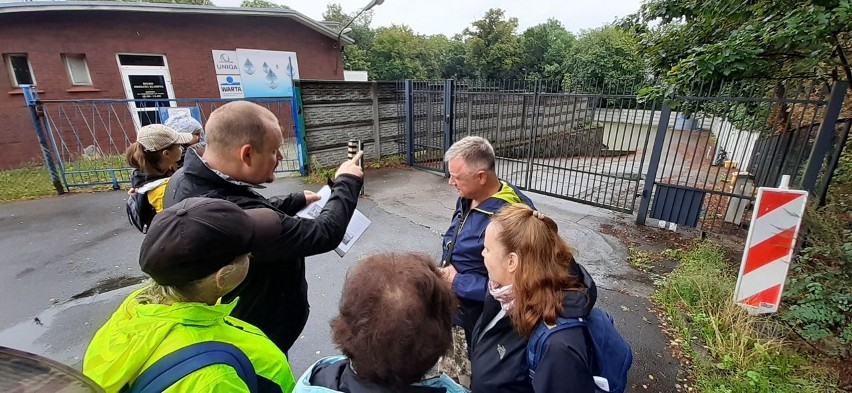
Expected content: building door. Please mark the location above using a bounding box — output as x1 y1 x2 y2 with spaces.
117 54 176 130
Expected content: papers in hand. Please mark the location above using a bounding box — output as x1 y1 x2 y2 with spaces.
296 185 371 257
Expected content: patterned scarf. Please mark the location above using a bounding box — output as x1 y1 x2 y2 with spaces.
488 280 516 312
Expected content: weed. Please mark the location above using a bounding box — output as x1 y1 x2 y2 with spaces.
654 242 839 392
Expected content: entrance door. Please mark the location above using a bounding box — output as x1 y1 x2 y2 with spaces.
117 54 176 130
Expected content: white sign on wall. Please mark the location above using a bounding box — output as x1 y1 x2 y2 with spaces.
217 75 245 99
212 50 240 75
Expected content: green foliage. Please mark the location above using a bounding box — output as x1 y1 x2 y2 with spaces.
462 8 522 80
369 25 431 80
566 26 649 94
343 45 370 72
323 3 375 71
518 19 575 80
781 143 852 357
638 0 852 91
239 0 286 8
654 242 839 392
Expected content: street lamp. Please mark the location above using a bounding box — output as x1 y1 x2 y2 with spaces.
336 0 385 43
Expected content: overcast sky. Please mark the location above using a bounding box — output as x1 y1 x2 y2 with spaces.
211 0 644 36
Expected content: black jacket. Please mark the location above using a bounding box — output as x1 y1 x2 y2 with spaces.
164 148 362 353
469 263 598 393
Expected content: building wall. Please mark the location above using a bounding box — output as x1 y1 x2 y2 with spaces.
0 10 344 169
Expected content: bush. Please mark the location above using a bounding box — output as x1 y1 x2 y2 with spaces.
653 243 838 392
781 140 852 357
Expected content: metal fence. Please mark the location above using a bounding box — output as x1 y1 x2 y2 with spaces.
22 88 305 191
402 79 850 236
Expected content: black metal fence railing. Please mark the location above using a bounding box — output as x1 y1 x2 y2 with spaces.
401 78 849 237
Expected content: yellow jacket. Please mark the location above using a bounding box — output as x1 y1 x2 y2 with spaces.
83 287 295 392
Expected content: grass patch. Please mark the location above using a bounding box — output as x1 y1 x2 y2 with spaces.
654 242 840 393
306 154 407 184
0 164 59 202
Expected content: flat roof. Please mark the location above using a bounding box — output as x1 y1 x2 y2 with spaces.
0 1 356 45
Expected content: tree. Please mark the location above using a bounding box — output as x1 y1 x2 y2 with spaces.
322 3 376 71
240 0 286 8
369 25 428 79
567 26 648 92
462 8 522 80
638 0 852 91
519 19 575 81
441 36 475 79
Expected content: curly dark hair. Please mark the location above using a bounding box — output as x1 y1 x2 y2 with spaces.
331 252 457 388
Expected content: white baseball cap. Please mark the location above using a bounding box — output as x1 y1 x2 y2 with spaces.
137 124 194 152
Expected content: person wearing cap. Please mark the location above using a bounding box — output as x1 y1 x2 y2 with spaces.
165 114 205 168
164 100 364 355
83 198 296 392
125 124 194 212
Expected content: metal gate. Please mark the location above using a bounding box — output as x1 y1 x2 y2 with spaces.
403 79 850 236
403 80 451 174
23 86 306 191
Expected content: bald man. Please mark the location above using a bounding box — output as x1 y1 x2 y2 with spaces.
165 101 364 354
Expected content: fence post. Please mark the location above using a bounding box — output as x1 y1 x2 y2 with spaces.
524 81 542 189
404 79 414 166
442 79 455 176
800 80 848 193
292 81 309 176
371 81 382 161
21 85 65 195
636 102 672 225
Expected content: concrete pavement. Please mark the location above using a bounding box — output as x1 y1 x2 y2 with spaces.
0 167 680 391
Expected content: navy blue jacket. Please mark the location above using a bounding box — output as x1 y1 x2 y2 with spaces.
441 181 534 303
470 263 598 393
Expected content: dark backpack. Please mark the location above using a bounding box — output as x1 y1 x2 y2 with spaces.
122 341 257 393
527 308 633 393
125 178 168 233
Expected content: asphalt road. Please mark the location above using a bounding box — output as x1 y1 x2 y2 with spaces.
0 168 680 391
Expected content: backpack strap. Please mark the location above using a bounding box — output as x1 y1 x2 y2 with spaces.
123 341 257 393
527 317 587 378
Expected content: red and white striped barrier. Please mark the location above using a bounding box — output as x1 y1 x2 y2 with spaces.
734 175 807 314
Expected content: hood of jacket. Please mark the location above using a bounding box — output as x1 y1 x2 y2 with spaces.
83 288 240 392
470 181 534 214
294 356 468 393
560 262 597 319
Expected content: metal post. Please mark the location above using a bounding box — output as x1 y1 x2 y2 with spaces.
636 102 672 225
404 79 415 166
800 80 848 193
370 81 382 160
21 85 65 195
442 79 455 176
292 82 309 176
524 80 542 188
817 119 851 206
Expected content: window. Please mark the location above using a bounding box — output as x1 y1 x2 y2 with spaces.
117 54 165 67
63 54 92 86
4 54 35 87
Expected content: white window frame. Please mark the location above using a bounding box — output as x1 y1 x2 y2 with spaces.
62 53 93 86
4 53 36 87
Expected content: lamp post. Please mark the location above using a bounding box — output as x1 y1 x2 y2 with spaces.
336 0 384 43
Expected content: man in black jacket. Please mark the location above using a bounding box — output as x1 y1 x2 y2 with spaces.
164 100 364 354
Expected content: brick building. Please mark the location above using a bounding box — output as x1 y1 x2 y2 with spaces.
0 1 353 169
